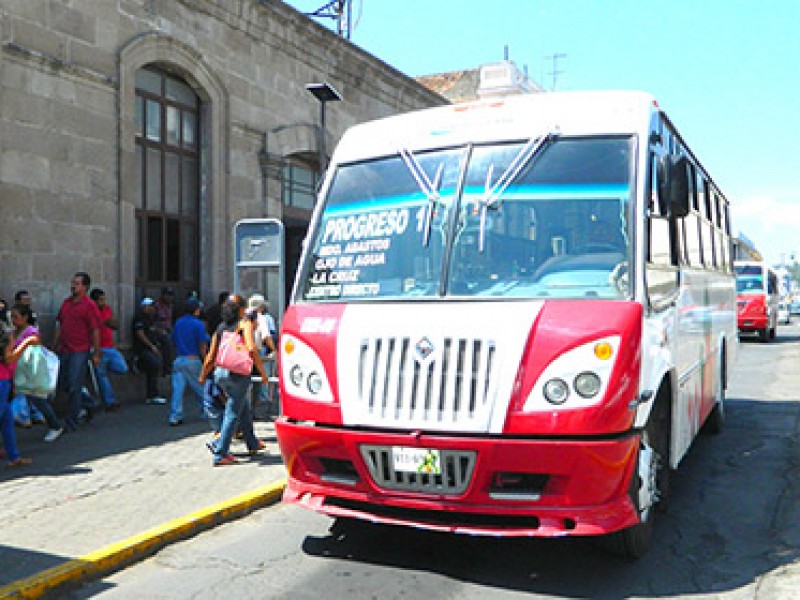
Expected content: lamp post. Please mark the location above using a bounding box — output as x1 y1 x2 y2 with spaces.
305 82 342 174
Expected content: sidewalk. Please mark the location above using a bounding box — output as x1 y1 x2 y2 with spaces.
0 378 287 597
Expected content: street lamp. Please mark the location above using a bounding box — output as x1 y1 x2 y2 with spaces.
305 82 342 173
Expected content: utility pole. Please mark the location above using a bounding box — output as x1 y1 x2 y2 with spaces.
545 52 567 91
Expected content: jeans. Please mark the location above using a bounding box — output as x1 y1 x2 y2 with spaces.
169 356 204 422
59 351 90 429
27 395 63 431
10 393 44 424
137 349 163 399
212 368 258 460
1 379 22 462
94 347 129 406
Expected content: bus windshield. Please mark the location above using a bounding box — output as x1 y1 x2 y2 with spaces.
735 264 766 294
300 136 633 302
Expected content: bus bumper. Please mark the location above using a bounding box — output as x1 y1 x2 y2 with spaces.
276 418 641 538
737 314 768 332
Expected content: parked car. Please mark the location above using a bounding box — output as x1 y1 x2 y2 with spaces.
778 302 791 324
791 301 800 316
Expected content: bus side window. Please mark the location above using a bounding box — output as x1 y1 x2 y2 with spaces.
646 151 679 309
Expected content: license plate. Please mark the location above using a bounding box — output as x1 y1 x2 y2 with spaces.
392 446 441 475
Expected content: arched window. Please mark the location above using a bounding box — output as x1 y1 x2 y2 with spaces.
134 66 200 299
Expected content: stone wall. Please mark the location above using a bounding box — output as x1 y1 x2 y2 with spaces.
0 0 445 342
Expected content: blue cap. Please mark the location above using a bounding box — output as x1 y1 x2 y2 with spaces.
185 297 202 312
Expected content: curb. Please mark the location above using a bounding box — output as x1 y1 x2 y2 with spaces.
0 479 287 599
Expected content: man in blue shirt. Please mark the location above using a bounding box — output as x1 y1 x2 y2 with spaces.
168 298 210 426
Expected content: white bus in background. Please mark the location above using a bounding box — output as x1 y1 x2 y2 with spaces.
276 91 738 559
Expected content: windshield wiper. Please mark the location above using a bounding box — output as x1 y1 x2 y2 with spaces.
400 147 444 247
477 129 559 252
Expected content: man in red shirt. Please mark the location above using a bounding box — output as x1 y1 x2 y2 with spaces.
53 272 102 430
89 288 129 411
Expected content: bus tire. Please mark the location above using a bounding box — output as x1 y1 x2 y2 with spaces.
599 392 670 559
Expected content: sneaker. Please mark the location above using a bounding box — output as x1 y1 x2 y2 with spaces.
32 416 46 425
146 397 167 405
43 428 64 443
168 419 183 427
15 420 32 429
213 453 237 466
5 457 33 469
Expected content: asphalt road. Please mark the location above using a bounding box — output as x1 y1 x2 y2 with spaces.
73 323 800 599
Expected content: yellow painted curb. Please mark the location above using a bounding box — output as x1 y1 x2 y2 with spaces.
0 479 287 599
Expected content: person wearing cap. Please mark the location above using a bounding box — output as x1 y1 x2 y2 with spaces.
89 288 128 411
131 297 166 405
168 297 210 426
246 294 278 408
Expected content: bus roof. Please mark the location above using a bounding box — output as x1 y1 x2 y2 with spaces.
331 90 658 164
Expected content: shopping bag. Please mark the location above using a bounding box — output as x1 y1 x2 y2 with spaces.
42 347 60 392
14 345 55 396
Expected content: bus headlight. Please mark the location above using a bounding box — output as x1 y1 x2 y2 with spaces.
543 378 569 404
307 371 323 394
281 334 334 402
523 335 620 412
574 371 602 398
290 365 304 387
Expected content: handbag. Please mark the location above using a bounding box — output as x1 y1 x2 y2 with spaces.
215 330 253 375
14 345 56 396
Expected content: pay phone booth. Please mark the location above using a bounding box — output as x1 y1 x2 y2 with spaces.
233 218 285 409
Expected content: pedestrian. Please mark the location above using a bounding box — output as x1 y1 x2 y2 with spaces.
131 297 166 405
168 297 210 426
53 272 102 430
204 290 229 335
89 288 128 411
0 330 32 467
9 290 46 427
199 294 268 466
246 294 278 408
153 287 175 376
5 304 64 442
0 299 10 333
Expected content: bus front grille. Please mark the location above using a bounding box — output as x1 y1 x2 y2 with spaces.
357 336 497 428
360 445 475 494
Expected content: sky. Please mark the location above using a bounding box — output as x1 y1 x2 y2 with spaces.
285 0 800 266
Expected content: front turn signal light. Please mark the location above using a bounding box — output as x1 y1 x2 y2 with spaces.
594 342 613 360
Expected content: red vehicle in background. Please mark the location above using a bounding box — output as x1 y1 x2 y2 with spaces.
734 261 779 342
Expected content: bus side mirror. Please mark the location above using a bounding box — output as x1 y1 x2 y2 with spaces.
657 155 690 219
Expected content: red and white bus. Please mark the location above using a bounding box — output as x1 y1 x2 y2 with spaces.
275 91 737 558
734 261 779 342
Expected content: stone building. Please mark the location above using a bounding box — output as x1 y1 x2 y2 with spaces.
0 0 445 343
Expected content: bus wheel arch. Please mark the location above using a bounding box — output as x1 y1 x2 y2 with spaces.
600 379 673 559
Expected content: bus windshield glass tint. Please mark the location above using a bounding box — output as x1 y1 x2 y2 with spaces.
300 137 633 302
